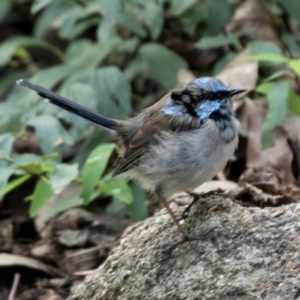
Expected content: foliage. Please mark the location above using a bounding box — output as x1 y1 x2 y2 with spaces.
0 0 300 219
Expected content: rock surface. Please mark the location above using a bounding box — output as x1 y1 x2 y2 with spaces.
68 195 300 300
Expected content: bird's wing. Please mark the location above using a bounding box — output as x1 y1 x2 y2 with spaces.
113 104 205 175
113 112 163 175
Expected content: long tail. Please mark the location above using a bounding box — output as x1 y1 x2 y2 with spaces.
17 79 119 131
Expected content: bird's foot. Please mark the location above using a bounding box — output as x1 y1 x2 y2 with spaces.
181 190 225 220
166 226 219 253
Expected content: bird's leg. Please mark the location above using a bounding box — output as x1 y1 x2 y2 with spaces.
156 191 217 251
158 194 188 237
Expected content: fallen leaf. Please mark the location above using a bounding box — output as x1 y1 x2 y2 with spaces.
0 253 56 275
216 49 258 93
226 0 282 47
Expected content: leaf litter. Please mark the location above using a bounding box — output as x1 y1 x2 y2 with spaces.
1 0 300 299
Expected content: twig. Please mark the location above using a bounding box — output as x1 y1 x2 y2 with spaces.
8 273 21 300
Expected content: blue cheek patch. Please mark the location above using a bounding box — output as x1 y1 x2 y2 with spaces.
163 101 184 116
197 100 222 119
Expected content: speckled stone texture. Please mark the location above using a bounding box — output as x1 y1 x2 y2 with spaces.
68 196 300 300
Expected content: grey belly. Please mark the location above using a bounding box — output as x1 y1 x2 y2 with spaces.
130 126 237 195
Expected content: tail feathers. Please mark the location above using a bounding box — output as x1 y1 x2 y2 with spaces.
17 79 119 131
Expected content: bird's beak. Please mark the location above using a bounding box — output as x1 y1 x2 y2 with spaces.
227 89 246 97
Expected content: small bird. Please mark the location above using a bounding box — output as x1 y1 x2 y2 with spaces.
17 77 245 245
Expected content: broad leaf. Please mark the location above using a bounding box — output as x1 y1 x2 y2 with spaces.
169 0 196 15
19 162 44 175
0 173 31 198
245 53 288 63
288 89 300 117
0 166 16 194
48 163 78 193
197 34 240 51
278 0 300 23
144 1 164 39
45 195 84 221
0 0 11 24
88 67 132 118
28 178 54 217
262 80 289 148
256 82 274 95
289 59 300 76
31 0 52 14
126 43 187 89
248 41 282 55
126 181 147 221
59 83 98 130
0 133 14 156
207 0 231 35
100 176 133 204
27 115 71 156
0 36 65 67
81 143 115 203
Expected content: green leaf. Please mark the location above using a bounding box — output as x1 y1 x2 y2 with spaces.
97 18 116 42
59 83 98 130
169 0 196 15
0 174 31 198
213 52 236 75
281 33 300 54
289 59 300 76
98 0 146 39
19 162 44 175
4 64 78 119
180 3 207 36
262 80 290 148
0 70 25 96
66 39 118 68
197 33 241 51
144 0 164 39
0 133 14 156
256 82 274 95
263 70 292 82
42 153 59 161
89 67 132 118
31 0 52 14
126 181 148 221
33 1 74 37
100 176 133 204
0 166 16 194
126 43 188 89
288 89 300 117
81 143 115 203
278 0 300 23
0 0 11 24
45 195 84 221
11 153 42 165
118 13 147 37
245 53 288 63
207 0 231 34
28 178 54 217
248 41 282 55
98 0 123 21
27 115 71 156
48 163 78 193
30 64 77 88
57 6 81 39
0 36 65 67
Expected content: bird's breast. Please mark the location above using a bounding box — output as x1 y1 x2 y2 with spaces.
128 118 239 195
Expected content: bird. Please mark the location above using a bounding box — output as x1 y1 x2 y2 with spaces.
17 77 245 245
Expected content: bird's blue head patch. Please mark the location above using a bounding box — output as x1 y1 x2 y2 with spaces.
163 77 240 120
194 77 229 92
